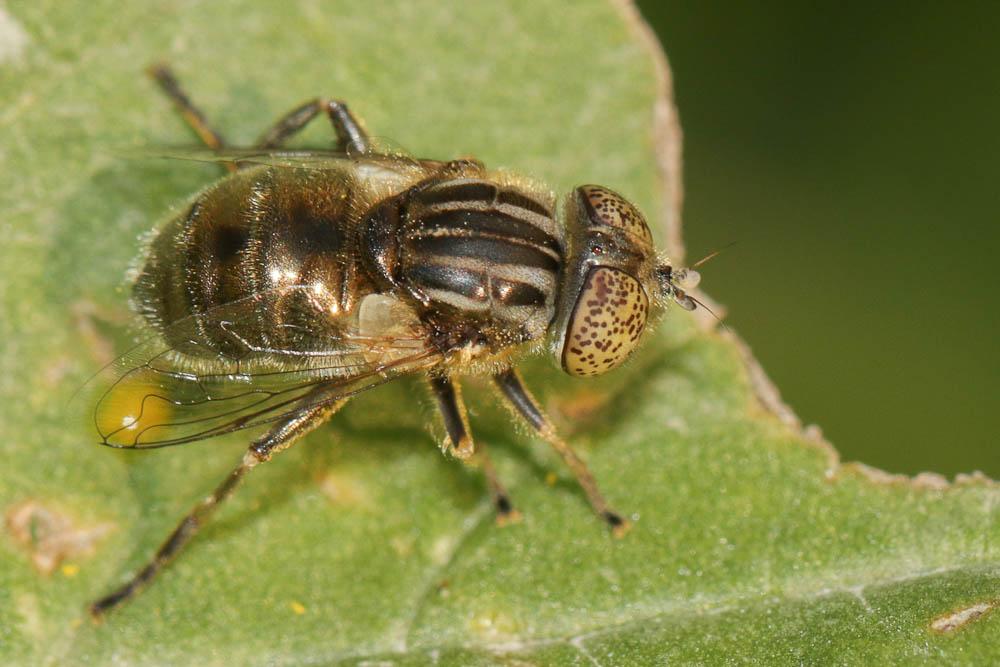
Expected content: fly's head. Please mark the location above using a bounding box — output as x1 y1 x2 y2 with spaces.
550 185 700 377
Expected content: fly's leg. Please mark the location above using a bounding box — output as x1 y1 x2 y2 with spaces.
88 396 347 618
428 375 474 459
493 368 629 536
255 98 371 153
476 446 521 526
148 63 371 164
147 63 235 171
428 376 520 525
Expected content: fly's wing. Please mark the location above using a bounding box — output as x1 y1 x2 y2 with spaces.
131 146 444 174
85 286 440 449
137 147 353 170
129 146 444 195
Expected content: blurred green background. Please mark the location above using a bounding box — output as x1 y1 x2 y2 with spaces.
638 3 998 477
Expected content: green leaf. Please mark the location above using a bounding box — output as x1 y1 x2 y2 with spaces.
2 2 997 665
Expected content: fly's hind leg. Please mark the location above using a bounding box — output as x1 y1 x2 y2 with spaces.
148 62 371 166
88 395 347 619
493 368 629 536
428 376 521 525
255 98 371 153
147 63 233 171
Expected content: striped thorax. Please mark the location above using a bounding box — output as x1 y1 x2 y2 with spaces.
363 176 562 347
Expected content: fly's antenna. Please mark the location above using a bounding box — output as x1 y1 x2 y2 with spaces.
654 259 729 333
674 290 733 333
690 241 738 269
653 241 735 300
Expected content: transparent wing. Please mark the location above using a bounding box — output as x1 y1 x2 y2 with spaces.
84 286 440 449
121 145 444 174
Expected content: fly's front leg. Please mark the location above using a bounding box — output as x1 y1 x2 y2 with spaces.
255 98 371 154
493 368 629 536
428 376 520 525
88 396 347 619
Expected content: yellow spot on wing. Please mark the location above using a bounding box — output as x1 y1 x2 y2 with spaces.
94 372 174 447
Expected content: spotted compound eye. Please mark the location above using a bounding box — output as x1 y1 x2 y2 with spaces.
562 267 649 377
579 185 653 245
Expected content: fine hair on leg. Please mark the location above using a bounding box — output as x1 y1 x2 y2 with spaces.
428 376 519 523
493 368 629 536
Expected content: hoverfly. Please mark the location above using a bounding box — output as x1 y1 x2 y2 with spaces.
87 64 702 617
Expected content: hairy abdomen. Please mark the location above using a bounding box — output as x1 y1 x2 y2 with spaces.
134 166 374 356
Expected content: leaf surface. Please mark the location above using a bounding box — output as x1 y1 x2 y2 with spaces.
1 2 997 664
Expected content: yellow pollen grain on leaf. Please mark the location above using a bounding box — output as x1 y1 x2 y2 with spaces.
60 563 80 577
289 601 307 615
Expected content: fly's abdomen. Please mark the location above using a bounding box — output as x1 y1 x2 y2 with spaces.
399 178 563 341
134 166 372 356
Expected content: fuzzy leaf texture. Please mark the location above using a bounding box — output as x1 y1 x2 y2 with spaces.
0 2 997 665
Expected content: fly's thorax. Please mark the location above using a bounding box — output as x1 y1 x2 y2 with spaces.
549 185 659 377
360 175 563 349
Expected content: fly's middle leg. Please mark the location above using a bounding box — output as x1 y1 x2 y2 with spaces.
88 395 347 618
428 376 520 525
